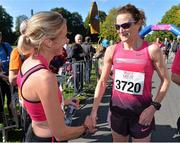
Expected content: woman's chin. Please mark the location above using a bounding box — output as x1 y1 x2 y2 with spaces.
121 38 129 43
121 36 132 43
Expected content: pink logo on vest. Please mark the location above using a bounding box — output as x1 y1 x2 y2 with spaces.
123 71 133 80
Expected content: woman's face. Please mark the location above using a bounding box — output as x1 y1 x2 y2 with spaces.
51 24 68 55
116 13 140 43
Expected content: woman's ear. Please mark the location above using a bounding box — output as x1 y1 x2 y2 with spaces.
136 20 142 30
44 38 53 48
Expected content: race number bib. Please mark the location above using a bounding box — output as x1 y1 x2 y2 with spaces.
114 70 145 95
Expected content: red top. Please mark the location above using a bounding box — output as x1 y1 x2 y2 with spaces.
172 48 180 74
111 41 154 114
16 55 62 121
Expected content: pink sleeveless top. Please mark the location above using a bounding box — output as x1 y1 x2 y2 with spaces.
111 41 154 115
17 55 62 122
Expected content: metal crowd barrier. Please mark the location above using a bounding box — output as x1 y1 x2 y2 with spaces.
0 81 20 142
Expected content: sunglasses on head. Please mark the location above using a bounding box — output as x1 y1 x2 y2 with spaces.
115 21 136 30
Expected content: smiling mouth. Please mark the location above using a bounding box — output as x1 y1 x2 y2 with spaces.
122 32 129 37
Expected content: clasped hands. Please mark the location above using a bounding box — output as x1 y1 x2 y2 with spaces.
83 112 97 134
65 99 97 134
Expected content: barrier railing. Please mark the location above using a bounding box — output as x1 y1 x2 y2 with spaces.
0 78 20 142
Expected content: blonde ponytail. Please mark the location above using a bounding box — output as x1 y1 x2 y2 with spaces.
17 35 33 55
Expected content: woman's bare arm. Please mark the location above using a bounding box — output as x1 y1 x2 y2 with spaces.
38 71 88 141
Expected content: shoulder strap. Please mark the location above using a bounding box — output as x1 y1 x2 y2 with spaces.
18 64 47 103
19 64 47 87
112 42 121 60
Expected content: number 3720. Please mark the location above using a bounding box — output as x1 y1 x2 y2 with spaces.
115 80 142 93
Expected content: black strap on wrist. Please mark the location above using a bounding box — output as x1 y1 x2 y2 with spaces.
151 101 161 110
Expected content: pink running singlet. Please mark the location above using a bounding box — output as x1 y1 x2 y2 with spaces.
17 54 63 121
111 41 154 115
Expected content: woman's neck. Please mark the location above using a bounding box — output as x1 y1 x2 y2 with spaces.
34 50 54 65
123 37 143 50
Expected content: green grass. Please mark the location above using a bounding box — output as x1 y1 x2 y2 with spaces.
12 46 16 49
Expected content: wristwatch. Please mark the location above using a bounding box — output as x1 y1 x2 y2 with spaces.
151 101 161 110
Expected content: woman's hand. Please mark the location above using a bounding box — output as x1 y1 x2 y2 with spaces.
84 115 97 134
139 105 156 126
65 97 80 109
90 110 98 129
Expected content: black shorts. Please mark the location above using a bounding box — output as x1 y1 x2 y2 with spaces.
25 124 56 142
111 113 155 139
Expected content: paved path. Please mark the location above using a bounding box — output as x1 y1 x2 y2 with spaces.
70 53 180 142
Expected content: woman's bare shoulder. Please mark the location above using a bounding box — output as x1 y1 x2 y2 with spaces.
148 42 161 60
105 44 117 56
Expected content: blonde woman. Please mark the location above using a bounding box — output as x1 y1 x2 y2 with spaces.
16 11 95 142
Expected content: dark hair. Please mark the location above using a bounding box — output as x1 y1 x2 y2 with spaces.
117 4 146 31
85 36 91 43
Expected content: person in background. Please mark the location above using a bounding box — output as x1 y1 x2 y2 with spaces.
63 38 72 62
110 40 114 46
82 36 96 84
156 37 164 49
93 44 104 82
163 37 171 62
49 47 67 74
171 39 178 54
16 11 95 142
98 39 110 75
90 4 170 142
0 31 13 121
9 19 29 86
8 20 31 140
63 39 74 88
93 39 109 82
70 34 85 95
156 37 167 63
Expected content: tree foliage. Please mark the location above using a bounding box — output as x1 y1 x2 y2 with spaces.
161 5 180 27
0 5 14 43
51 7 85 42
100 8 119 42
99 10 107 23
0 4 179 44
70 12 86 38
145 4 180 42
84 15 91 35
15 15 28 34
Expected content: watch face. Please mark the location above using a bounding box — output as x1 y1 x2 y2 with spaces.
151 102 161 110
155 104 160 110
